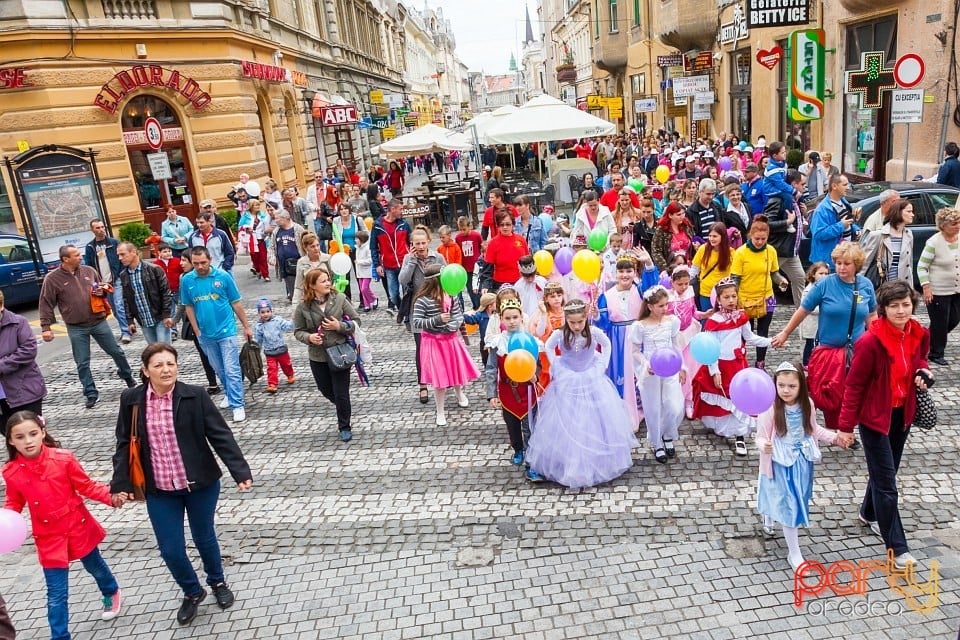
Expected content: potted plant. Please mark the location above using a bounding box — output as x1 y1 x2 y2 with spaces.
557 45 577 84
117 221 153 258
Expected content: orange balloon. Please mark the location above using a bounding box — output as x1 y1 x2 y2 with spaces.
504 350 537 383
328 240 339 254
364 217 374 230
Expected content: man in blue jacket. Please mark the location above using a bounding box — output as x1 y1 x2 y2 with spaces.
743 163 765 216
84 219 131 343
809 174 859 269
936 142 960 188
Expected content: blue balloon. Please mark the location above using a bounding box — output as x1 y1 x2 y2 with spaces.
689 332 721 366
507 331 539 360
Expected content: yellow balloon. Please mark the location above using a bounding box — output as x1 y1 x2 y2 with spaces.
655 165 670 184
533 250 554 277
328 240 340 254
504 350 537 383
364 217 374 230
571 249 601 283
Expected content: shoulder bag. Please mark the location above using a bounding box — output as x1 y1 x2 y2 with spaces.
322 308 358 371
862 240 887 289
739 249 776 319
806 281 859 414
129 404 147 501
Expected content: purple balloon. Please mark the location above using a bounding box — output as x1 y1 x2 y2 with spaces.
555 247 575 276
659 271 673 289
649 347 683 377
718 157 733 172
729 368 776 416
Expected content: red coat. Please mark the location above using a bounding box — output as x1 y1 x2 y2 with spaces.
838 319 930 435
3 447 111 568
155 257 181 293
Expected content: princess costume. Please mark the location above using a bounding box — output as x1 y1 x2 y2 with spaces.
526 312 638 489
692 306 771 437
667 274 700 415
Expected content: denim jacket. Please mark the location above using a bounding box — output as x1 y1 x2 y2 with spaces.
254 316 294 356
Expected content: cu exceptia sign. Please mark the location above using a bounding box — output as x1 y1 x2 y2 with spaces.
794 550 939 614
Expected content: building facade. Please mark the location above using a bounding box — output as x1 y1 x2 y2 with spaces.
543 0 594 109
0 0 406 237
402 6 443 127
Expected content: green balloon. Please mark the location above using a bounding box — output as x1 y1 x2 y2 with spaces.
588 228 607 252
334 276 349 293
440 263 468 295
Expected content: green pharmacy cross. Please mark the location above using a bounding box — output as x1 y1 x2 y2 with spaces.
846 51 897 109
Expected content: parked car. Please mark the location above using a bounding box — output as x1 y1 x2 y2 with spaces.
0 234 50 306
799 182 960 280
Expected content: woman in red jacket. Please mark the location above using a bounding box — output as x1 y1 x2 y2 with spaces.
838 280 932 568
481 210 530 293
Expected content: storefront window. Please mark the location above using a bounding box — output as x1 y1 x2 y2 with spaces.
842 17 897 180
730 49 751 141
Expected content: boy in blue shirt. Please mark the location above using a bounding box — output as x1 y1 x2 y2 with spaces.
761 142 796 211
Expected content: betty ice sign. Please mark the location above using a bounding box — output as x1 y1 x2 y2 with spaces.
746 0 810 28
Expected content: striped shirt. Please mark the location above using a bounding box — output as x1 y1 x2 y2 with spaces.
126 263 156 327
145 386 189 491
917 232 960 294
887 236 902 282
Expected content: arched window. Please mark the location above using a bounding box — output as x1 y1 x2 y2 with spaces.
121 95 180 129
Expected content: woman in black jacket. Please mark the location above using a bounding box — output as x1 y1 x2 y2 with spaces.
110 343 252 626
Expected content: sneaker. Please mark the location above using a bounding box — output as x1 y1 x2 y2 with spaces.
894 552 917 569
218 396 230 409
266 385 277 394
210 582 235 609
176 589 206 625
456 390 469 408
858 515 882 537
762 524 776 537
232 408 245 423
511 450 525 465
339 429 353 442
525 469 545 483
85 396 99 409
101 589 122 621
286 376 296 385
120 335 132 344
663 439 676 458
734 437 748 456
206 385 222 395
436 413 447 426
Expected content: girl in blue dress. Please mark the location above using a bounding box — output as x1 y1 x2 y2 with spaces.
755 362 854 571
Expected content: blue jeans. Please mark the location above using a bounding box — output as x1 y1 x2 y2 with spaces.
106 284 130 338
145 481 224 597
140 322 172 344
383 267 401 310
43 547 118 640
198 335 244 408
66 320 134 400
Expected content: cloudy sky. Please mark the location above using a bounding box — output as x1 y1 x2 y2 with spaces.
424 0 539 74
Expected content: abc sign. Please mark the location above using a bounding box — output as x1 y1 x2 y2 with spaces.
319 105 359 127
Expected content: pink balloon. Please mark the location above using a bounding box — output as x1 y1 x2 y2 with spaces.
730 368 776 416
649 347 683 377
0 508 27 555
554 247 575 276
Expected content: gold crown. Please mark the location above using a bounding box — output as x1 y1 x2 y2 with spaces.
563 299 587 314
500 298 523 313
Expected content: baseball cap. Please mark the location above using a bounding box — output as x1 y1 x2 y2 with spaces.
703 151 714 158
200 199 216 208
257 298 272 311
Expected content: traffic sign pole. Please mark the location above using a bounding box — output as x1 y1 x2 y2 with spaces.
904 124 910 181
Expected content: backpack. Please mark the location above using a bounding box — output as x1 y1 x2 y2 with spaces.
240 339 264 386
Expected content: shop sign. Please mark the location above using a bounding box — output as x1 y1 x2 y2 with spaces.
683 52 714 72
672 75 710 98
241 60 289 83
382 126 396 140
845 51 896 110
757 46 784 70
746 0 810 28
319 105 359 126
665 101 687 118
635 98 657 113
123 127 183 146
890 90 924 124
371 116 389 129
692 101 711 120
657 54 684 67
369 90 384 103
146 152 172 180
94 65 211 115
586 94 603 109
0 67 32 90
290 71 308 87
693 91 715 104
787 29 825 121
718 5 749 46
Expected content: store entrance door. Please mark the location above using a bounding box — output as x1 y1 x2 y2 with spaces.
121 96 198 232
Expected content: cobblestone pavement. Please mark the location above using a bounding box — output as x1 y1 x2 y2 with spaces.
2 271 960 640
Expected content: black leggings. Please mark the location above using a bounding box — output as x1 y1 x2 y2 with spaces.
414 333 423 386
503 405 536 453
309 360 353 430
750 313 773 363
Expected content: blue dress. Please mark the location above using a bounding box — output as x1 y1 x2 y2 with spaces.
526 327 638 489
756 406 817 528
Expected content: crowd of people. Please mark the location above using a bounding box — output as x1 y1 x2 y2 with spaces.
3 133 959 636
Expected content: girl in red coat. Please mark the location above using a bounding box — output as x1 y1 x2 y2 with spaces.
3 411 124 639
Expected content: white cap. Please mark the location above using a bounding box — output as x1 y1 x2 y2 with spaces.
703 151 714 158
671 152 682 162
686 155 695 162
745 146 754 152
755 137 767 147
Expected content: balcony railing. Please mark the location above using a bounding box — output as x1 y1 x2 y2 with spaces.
102 0 158 20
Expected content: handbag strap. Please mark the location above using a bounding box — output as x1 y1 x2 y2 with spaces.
846 281 859 345
130 404 140 446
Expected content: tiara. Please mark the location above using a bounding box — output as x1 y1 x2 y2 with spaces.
497 283 516 294
616 255 638 266
543 281 564 295
500 298 523 313
563 299 587 314
643 284 667 301
775 362 799 373
714 277 736 289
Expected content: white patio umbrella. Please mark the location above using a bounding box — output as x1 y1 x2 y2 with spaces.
484 94 615 144
466 104 518 145
374 123 472 158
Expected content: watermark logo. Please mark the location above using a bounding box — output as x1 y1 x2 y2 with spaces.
794 550 939 614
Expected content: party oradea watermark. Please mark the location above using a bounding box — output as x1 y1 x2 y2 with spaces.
794 550 939 615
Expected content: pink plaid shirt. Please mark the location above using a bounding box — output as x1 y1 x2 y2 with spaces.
145 385 189 491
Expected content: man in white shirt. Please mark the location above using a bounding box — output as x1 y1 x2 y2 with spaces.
234 173 260 198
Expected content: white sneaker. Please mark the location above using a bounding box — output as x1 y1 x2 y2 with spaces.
232 408 246 423
436 412 447 426
218 396 230 409
894 552 917 569
456 390 469 408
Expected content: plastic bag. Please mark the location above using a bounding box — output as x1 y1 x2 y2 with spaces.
236 229 250 255
354 325 373 365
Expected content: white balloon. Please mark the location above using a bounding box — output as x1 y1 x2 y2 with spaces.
330 252 351 276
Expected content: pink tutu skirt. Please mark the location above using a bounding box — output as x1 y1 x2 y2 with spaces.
419 331 480 389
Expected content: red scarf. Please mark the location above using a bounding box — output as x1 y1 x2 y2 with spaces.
869 317 923 408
